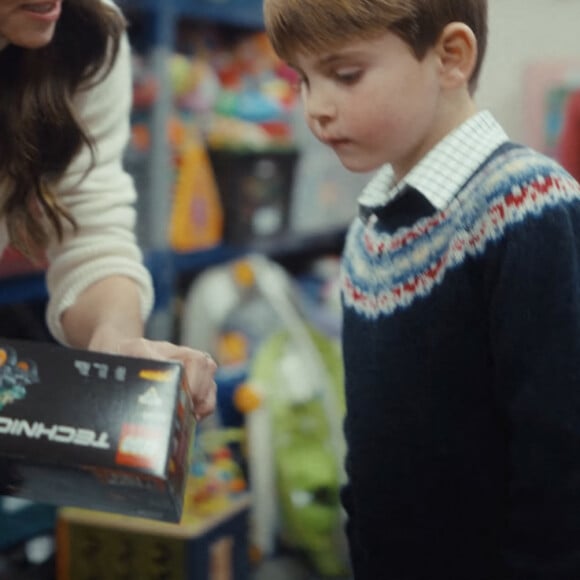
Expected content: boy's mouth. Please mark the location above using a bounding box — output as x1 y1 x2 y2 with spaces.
326 137 352 148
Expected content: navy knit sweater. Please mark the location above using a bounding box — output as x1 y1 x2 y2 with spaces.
340 142 580 579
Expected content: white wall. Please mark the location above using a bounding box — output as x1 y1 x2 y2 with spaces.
476 0 580 144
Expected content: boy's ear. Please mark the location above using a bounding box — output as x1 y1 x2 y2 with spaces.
434 22 477 90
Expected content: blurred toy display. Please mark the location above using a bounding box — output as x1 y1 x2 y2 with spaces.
244 322 348 577
128 26 302 249
168 28 297 150
168 124 225 252
170 53 221 120
173 28 300 244
188 428 248 519
180 255 350 577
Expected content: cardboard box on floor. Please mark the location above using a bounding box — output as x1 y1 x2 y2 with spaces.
56 491 251 580
0 337 195 523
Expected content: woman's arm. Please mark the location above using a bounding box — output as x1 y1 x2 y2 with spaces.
61 275 143 345
48 30 217 419
45 31 153 341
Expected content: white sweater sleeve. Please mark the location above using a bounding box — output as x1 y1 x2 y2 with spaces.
45 32 154 344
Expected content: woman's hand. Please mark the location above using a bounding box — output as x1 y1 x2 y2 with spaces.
59 277 218 421
88 332 218 422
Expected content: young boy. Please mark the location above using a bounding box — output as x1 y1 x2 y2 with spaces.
264 1 580 578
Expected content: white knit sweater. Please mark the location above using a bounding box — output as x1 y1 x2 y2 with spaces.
0 4 154 344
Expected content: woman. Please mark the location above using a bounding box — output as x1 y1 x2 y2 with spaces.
0 0 216 420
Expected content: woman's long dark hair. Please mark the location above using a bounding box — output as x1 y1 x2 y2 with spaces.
0 0 126 259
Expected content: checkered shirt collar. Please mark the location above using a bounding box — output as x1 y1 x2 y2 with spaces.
358 110 510 210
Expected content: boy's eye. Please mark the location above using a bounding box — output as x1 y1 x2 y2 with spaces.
333 68 362 84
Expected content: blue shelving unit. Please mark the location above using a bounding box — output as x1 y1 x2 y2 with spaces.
0 272 47 306
171 227 348 275
118 0 264 30
175 0 264 28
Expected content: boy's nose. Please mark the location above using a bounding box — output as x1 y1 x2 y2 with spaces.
303 85 337 125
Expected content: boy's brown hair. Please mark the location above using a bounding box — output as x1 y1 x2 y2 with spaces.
263 0 488 93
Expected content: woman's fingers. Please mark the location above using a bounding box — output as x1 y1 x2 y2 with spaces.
90 336 218 420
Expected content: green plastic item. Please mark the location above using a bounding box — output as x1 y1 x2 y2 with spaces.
249 326 349 577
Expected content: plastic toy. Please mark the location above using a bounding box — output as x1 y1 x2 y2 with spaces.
168 124 224 252
170 54 221 116
187 429 248 520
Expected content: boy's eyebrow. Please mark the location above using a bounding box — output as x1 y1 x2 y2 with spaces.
317 50 366 67
290 48 367 74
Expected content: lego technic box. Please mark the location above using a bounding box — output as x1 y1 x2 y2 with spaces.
0 338 195 523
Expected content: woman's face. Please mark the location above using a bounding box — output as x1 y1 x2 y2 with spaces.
0 1 62 49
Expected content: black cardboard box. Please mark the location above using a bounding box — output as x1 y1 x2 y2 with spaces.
0 338 195 523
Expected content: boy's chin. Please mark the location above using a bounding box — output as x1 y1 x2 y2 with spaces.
336 155 382 174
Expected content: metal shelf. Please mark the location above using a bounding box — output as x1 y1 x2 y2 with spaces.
0 272 47 306
174 0 264 28
117 0 264 29
173 226 348 275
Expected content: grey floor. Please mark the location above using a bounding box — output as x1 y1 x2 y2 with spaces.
251 556 353 580
252 556 314 580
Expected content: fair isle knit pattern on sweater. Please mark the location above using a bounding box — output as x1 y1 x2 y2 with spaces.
343 145 579 319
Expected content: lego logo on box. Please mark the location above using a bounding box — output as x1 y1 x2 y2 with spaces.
116 423 165 471
0 338 196 522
